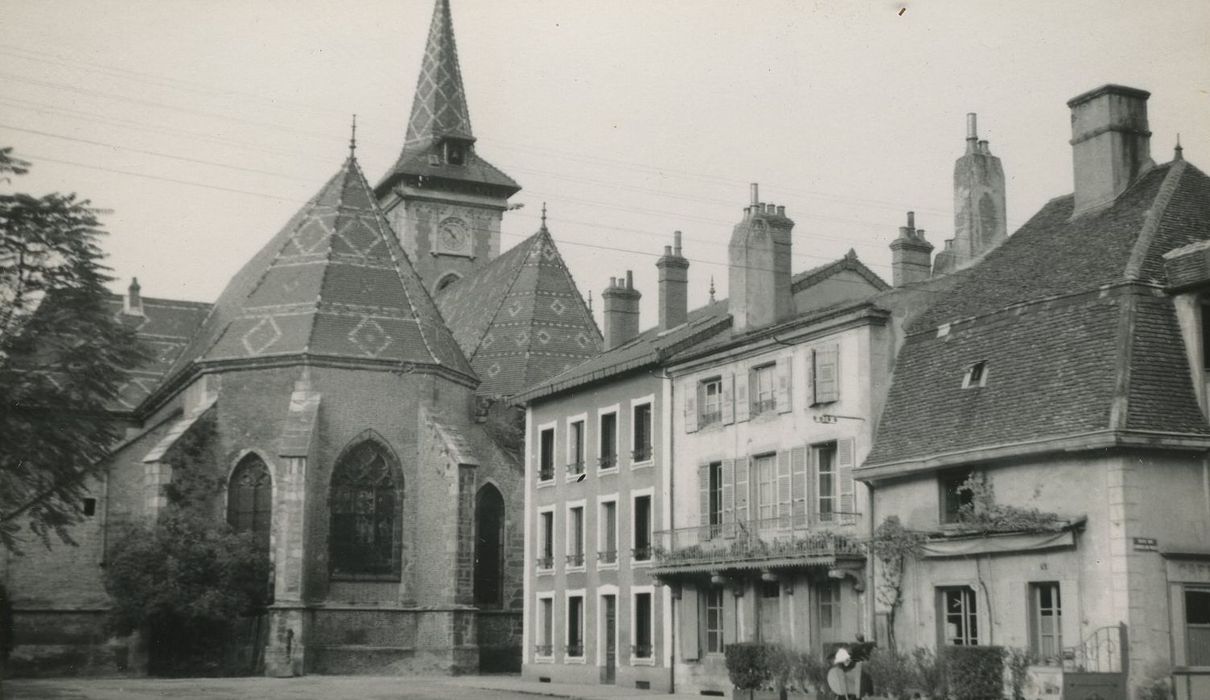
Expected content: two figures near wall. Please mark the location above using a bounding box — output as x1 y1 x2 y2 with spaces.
827 637 875 700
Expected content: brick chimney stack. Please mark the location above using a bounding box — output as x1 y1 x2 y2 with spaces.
656 231 689 330
889 211 934 286
123 277 144 317
602 270 641 349
729 183 793 333
1068 84 1154 217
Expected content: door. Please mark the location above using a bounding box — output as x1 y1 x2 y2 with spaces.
602 595 617 684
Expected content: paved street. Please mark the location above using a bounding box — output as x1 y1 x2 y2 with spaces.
1 675 667 700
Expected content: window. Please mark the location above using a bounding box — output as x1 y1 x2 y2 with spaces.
1029 582 1062 661
633 591 653 658
940 469 974 525
568 420 585 476
633 494 652 561
567 595 585 658
818 581 840 630
700 377 723 426
539 428 555 481
538 510 554 570
939 587 979 646
758 580 781 643
537 596 554 657
755 454 777 523
632 402 652 462
751 364 777 415
330 440 400 578
228 453 272 549
1186 587 1210 666
706 587 725 654
82 498 97 517
1201 304 1210 372
599 412 618 469
445 141 466 165
962 361 988 388
599 500 618 565
812 345 840 404
474 484 505 607
567 505 585 567
815 442 837 523
708 461 723 537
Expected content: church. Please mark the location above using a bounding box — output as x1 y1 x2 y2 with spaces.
2 0 601 677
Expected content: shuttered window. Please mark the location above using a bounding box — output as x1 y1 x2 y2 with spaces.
812 345 840 404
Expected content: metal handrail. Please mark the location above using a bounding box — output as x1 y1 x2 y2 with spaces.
652 515 865 567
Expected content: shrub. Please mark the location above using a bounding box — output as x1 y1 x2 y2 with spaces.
866 647 915 700
725 642 773 691
912 647 948 700
765 644 797 693
792 648 830 695
944 645 1006 700
1005 647 1034 700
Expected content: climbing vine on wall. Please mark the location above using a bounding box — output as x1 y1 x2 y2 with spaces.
957 473 1063 533
868 515 925 652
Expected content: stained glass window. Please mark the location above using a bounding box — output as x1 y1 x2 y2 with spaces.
228 453 271 551
330 440 400 578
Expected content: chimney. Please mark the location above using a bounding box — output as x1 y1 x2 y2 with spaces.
951 112 1007 266
729 183 793 333
602 270 641 349
656 231 689 330
889 211 934 286
1068 84 1153 216
123 277 144 316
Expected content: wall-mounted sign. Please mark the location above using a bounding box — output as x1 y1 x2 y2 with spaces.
1133 537 1158 552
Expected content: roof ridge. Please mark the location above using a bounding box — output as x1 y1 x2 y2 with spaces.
533 227 603 341
1109 291 1139 429
304 162 351 357
1125 160 1186 281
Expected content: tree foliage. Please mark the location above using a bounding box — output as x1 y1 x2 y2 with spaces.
869 515 925 651
957 472 1063 533
104 419 270 675
0 147 148 550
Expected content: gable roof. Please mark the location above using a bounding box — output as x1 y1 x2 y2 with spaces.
155 155 473 400
865 159 1210 473
437 225 602 398
105 296 212 412
792 248 890 294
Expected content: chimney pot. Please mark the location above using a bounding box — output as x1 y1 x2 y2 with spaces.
664 245 672 255
967 113 978 140
750 183 759 206
673 230 682 255
657 232 689 330
625 270 634 289
602 269 641 348
907 211 915 229
776 205 785 216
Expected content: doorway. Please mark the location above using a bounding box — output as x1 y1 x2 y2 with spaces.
601 594 617 684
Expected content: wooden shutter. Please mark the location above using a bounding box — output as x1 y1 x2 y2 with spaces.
775 357 792 413
814 344 840 404
721 373 735 425
721 459 735 538
808 446 819 525
734 370 750 423
685 389 698 433
680 586 700 661
790 446 808 528
837 438 856 524
735 457 750 528
776 451 792 527
699 463 710 530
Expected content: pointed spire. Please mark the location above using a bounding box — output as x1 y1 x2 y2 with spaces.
1175 133 1184 161
540 202 548 231
349 114 358 158
405 0 474 147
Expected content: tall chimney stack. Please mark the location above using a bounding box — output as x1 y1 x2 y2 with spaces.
656 231 689 330
1067 84 1153 217
602 270 641 349
729 184 793 333
123 277 144 316
890 211 934 286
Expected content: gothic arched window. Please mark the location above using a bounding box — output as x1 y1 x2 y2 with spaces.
474 484 506 607
228 453 272 551
330 440 401 579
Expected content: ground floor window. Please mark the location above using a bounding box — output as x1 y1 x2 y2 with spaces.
758 580 781 643
1187 587 1210 666
938 586 978 646
567 594 584 658
818 580 840 631
706 587 725 654
1029 582 1062 661
633 591 653 658
537 597 553 657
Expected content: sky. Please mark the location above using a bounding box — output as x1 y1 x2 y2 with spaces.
2 0 1209 327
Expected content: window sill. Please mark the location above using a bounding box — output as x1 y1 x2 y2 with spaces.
537 479 555 489
631 460 654 470
565 474 587 484
536 568 554 577
597 563 619 571
330 573 402 583
631 559 653 568
597 466 619 477
565 655 587 664
534 655 555 664
565 565 586 574
630 656 656 666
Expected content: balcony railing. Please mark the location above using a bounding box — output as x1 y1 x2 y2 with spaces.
535 644 553 657
699 409 722 426
565 552 585 567
598 454 617 470
631 643 653 659
632 544 653 562
536 555 554 570
598 549 618 564
539 464 554 481
566 643 584 658
752 398 777 415
652 516 864 570
566 460 585 477
632 444 653 462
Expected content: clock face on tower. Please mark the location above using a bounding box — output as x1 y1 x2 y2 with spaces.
436 216 472 256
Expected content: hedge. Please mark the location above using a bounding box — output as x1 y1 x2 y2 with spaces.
944 645 1005 700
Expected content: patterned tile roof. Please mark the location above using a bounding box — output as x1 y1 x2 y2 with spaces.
438 224 602 398
162 156 473 388
866 159 1210 470
105 295 211 412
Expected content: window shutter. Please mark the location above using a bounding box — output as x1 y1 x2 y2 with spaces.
790 446 808 528
721 459 735 538
680 586 700 661
685 390 698 433
735 457 750 528
775 357 792 413
804 352 814 409
777 451 792 526
734 371 750 423
721 373 735 425
814 344 840 404
699 463 710 530
837 438 856 524
808 447 819 525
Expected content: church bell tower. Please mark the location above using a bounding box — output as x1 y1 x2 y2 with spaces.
374 0 520 294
